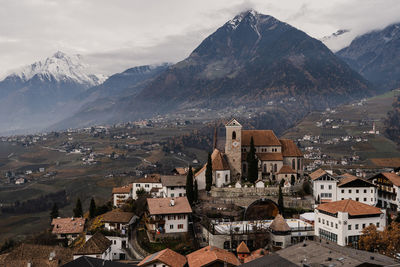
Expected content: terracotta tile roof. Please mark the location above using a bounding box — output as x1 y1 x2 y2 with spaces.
134 174 161 184
173 167 195 175
242 130 281 146
186 246 240 267
195 149 230 177
138 248 187 267
0 243 73 267
269 214 290 232
112 184 132 194
161 175 186 187
51 217 85 235
75 232 111 255
237 241 250 254
147 197 192 215
309 168 327 180
243 249 268 263
370 158 400 167
280 139 303 157
101 211 135 223
256 153 283 161
278 165 296 174
317 199 382 216
337 173 375 187
379 172 400 187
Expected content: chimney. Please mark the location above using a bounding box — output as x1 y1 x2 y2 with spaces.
170 199 175 206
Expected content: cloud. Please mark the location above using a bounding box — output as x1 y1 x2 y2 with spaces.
0 0 400 78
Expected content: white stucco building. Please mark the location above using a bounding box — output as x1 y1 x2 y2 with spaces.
145 197 192 241
369 172 400 211
314 199 386 247
195 148 231 190
311 169 377 206
132 174 162 199
161 175 187 198
73 232 112 260
112 184 132 207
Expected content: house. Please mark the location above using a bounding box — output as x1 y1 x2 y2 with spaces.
138 248 187 267
61 256 132 267
145 197 192 241
15 177 26 185
186 246 240 267
101 211 136 232
172 167 195 176
369 172 400 211
224 119 303 182
112 184 132 207
161 175 187 198
0 243 73 267
255 179 265 188
242 248 268 264
51 217 85 245
310 168 338 203
195 148 231 190
73 232 112 260
336 173 377 206
314 199 386 247
132 174 162 199
240 253 296 267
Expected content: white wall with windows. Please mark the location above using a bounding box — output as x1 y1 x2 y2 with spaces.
314 209 385 247
337 187 377 206
132 182 162 199
215 170 231 188
313 177 338 202
164 213 189 234
162 185 186 198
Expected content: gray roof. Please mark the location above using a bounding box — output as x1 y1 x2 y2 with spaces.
161 175 186 187
276 240 397 267
240 254 297 267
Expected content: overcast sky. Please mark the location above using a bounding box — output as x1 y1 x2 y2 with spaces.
1 0 400 78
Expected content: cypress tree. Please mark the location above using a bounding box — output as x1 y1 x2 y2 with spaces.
50 203 59 219
194 180 198 203
278 184 284 215
89 198 96 219
186 166 194 205
205 152 213 192
73 198 83 218
246 136 258 183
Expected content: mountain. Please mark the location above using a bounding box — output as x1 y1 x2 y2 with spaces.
54 10 372 130
337 23 400 91
78 63 170 101
0 51 105 134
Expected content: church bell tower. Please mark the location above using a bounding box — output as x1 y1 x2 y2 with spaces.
225 119 242 181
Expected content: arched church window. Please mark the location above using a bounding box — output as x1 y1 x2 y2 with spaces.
292 159 296 170
298 158 301 170
274 164 277 173
263 164 267 173
232 131 236 140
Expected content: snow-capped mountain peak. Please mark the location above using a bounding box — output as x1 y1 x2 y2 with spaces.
8 51 106 87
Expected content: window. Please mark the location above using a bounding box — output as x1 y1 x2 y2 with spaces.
179 193 182 197
292 159 296 170
356 197 359 201
349 190 352 194
348 225 352 230
114 240 116 244
329 185 332 190
355 224 359 230
225 174 228 182
341 198 344 200
145 184 149 188
178 224 184 229
274 164 277 173
243 163 247 173
318 218 321 223
335 224 338 229
364 198 367 202
321 185 324 190
171 193 174 197
331 222 333 227
298 158 301 170
232 131 236 140
377 222 380 228
136 184 140 187
322 219 325 224
364 189 367 193
356 189 359 193
363 224 366 229
169 225 174 229
263 164 267 173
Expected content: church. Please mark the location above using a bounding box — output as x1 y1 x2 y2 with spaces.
195 119 303 189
